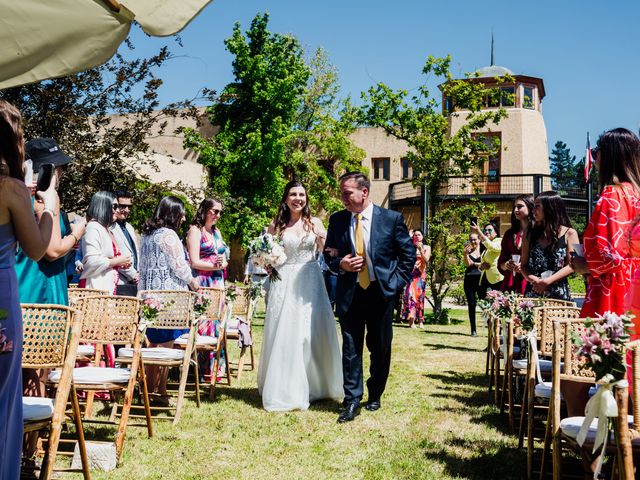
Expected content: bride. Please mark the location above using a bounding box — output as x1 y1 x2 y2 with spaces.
257 180 344 411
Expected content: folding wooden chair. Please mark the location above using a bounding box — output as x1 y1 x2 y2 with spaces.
21 304 89 480
67 287 109 362
116 290 196 424
226 287 256 380
175 286 230 400
48 295 151 464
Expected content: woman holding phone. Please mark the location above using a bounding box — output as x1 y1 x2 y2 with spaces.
0 100 57 479
186 197 228 288
470 221 504 299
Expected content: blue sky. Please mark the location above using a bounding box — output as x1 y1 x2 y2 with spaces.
129 0 640 160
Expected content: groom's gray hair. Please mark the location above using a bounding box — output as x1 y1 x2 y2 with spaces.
339 171 370 191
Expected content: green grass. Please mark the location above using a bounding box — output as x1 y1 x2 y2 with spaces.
67 307 524 480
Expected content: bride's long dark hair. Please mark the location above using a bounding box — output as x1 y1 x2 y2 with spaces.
273 180 313 236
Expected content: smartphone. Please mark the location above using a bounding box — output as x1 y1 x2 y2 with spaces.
469 216 478 226
24 159 33 186
36 163 55 192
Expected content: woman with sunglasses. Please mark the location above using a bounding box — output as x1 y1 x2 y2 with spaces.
470 221 504 300
521 191 578 300
186 197 228 289
80 192 132 293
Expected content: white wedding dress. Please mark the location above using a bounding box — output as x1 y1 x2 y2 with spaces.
258 229 344 411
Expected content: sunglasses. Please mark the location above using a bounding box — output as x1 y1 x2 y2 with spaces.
118 204 132 210
483 229 494 234
111 203 120 210
210 209 222 215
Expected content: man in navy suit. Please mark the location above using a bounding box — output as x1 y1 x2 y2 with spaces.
325 172 415 423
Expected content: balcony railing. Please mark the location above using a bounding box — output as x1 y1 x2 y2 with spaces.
389 174 590 204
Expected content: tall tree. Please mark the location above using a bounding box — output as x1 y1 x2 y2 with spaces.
360 55 509 323
549 140 578 192
0 41 205 223
183 13 363 245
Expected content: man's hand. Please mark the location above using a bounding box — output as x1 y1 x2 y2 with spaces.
339 253 365 273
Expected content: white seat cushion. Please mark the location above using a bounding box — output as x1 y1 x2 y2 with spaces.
534 381 553 399
118 347 184 361
23 397 54 422
589 385 599 397
175 334 217 346
511 359 557 373
77 344 95 356
561 415 633 442
49 367 131 385
499 345 521 355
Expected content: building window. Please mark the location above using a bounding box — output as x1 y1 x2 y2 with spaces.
500 86 515 107
372 157 390 181
474 133 501 194
445 96 454 113
401 157 413 179
522 86 535 109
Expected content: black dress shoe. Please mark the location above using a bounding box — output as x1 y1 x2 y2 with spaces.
337 403 360 423
364 400 381 411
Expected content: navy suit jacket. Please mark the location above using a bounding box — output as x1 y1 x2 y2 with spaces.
324 205 416 317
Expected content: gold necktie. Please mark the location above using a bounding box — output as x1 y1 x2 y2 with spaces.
355 213 370 289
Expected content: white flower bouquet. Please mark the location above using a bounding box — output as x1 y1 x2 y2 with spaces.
248 233 287 282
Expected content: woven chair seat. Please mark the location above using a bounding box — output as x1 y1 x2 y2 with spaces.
118 347 184 361
175 334 217 346
77 344 95 356
49 367 131 385
23 397 54 422
560 415 633 443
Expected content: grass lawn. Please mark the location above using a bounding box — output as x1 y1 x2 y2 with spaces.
68 307 524 480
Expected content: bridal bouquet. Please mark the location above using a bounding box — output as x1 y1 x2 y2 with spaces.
0 309 12 354
248 232 287 282
573 311 634 381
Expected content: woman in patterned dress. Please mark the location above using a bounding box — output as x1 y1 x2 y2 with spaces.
521 191 579 301
574 128 640 319
139 196 200 403
400 229 430 328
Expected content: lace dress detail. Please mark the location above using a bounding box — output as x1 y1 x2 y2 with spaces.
258 228 344 411
139 228 193 291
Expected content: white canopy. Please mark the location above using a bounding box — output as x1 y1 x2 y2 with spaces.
0 0 212 89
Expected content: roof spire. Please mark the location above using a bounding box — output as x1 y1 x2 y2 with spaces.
490 31 495 66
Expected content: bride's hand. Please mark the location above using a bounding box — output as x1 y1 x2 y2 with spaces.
324 247 339 258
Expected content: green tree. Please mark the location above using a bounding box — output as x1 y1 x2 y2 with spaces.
0 41 205 224
549 140 578 192
360 55 509 323
183 14 363 245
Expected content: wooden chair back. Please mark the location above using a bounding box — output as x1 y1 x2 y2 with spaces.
68 287 109 307
537 306 581 357
231 287 253 317
22 304 77 369
198 286 226 319
75 295 141 344
138 290 195 330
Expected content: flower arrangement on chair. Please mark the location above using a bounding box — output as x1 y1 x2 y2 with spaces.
225 285 240 302
192 293 211 325
0 309 12 354
139 296 168 332
572 311 635 474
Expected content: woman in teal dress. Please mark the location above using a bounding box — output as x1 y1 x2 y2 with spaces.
0 101 57 480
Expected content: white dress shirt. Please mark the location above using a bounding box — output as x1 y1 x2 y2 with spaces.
349 202 375 282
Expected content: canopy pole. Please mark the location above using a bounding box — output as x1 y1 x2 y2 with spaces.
101 0 121 12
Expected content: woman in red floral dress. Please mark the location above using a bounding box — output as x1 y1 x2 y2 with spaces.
576 128 640 322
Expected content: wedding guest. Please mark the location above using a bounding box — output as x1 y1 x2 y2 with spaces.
573 128 640 318
111 190 139 296
0 100 56 480
80 191 131 293
139 196 199 404
497 195 534 294
400 229 431 328
471 221 504 299
15 138 86 307
186 197 227 288
521 191 578 300
462 233 482 336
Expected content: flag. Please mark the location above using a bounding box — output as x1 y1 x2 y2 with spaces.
584 132 593 183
